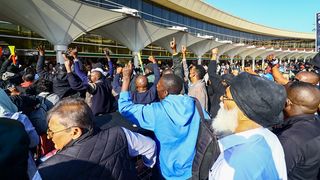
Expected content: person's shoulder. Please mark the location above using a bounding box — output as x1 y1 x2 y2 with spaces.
39 152 73 169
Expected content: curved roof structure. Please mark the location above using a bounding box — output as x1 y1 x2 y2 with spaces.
151 0 314 40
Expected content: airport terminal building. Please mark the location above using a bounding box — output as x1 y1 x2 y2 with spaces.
0 0 317 64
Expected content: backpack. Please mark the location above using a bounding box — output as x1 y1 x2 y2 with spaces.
29 94 49 135
192 98 220 180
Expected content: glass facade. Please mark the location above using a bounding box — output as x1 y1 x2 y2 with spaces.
88 0 315 49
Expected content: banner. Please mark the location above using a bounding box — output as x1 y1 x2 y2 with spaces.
137 52 145 75
8 45 17 65
317 13 320 52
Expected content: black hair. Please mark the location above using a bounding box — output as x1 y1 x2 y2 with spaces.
161 74 183 95
193 65 206 79
34 78 53 93
23 73 34 82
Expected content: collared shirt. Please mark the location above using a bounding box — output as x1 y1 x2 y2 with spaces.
188 79 208 111
121 127 157 168
209 127 287 180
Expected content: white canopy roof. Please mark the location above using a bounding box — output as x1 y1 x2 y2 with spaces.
153 31 204 53
90 16 177 53
188 39 223 58
0 0 125 46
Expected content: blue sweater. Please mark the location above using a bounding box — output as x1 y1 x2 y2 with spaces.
118 92 209 179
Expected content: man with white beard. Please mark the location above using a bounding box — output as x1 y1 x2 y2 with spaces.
209 72 288 180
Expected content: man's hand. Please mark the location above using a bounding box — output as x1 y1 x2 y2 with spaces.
122 63 133 79
63 54 73 73
116 67 123 74
148 56 156 64
7 54 17 61
266 54 274 62
37 45 45 56
8 87 20 96
121 62 132 92
103 48 111 56
170 37 177 54
68 47 78 59
181 45 187 54
211 48 218 61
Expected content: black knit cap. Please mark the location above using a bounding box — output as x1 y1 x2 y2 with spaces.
229 72 286 127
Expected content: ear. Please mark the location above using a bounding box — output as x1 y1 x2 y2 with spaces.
164 90 169 97
285 98 292 107
71 127 83 140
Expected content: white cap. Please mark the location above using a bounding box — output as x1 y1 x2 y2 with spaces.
91 68 107 76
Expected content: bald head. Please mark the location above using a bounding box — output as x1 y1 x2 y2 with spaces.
286 81 320 116
162 68 174 76
135 75 148 93
295 71 319 85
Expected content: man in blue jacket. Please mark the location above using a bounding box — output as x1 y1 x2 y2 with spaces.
118 63 208 179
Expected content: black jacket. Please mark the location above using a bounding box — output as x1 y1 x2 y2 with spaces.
39 126 137 180
275 114 320 180
36 56 76 98
67 73 115 116
207 60 226 118
0 118 29 180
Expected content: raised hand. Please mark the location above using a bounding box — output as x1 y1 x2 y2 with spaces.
148 56 156 64
122 62 133 79
62 54 73 73
170 37 176 51
181 45 187 54
37 45 45 56
103 48 111 56
68 47 78 59
211 48 218 55
211 48 218 61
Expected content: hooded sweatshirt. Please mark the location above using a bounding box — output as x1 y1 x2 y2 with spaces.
119 92 209 179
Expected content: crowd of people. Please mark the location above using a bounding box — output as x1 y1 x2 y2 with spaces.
0 38 320 180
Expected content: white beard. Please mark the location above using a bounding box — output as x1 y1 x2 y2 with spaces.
211 102 238 137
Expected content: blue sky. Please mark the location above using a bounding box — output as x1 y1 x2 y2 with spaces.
204 0 320 33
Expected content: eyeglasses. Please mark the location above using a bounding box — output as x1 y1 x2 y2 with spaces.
222 95 234 102
47 126 76 139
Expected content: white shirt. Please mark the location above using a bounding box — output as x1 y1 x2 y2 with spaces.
209 127 287 180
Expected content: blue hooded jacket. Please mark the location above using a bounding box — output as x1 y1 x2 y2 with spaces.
119 92 208 179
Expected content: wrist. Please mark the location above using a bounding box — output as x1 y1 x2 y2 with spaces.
66 67 72 73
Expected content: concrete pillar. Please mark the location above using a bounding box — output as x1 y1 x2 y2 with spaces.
241 58 245 70
295 58 298 63
132 51 139 68
252 57 255 71
303 58 306 63
197 56 202 65
54 45 68 64
261 59 265 70
230 57 234 65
